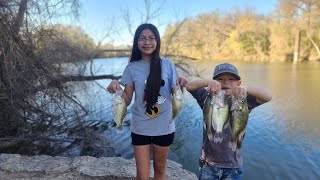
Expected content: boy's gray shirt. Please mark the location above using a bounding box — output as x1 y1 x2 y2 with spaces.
190 88 260 168
120 58 178 136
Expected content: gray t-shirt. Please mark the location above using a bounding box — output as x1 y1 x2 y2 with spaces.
120 58 178 136
190 88 260 168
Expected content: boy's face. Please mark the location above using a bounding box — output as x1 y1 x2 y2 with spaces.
214 73 241 96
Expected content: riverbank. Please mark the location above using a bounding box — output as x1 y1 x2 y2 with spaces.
0 154 197 180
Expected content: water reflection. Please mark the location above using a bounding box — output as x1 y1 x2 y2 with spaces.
74 58 320 179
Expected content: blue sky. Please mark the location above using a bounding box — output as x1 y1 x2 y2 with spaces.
65 0 278 45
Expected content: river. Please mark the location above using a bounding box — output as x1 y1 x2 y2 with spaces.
72 57 320 179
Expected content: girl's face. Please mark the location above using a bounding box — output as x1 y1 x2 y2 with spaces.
215 73 241 96
138 29 157 60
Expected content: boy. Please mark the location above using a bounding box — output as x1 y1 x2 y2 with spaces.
186 63 272 180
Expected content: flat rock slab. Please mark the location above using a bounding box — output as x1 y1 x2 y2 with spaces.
0 154 197 180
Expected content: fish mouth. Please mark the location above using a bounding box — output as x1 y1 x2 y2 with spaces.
221 87 232 96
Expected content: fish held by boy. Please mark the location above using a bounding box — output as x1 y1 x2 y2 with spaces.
203 92 214 141
212 90 229 144
203 91 229 141
112 90 127 133
228 94 249 152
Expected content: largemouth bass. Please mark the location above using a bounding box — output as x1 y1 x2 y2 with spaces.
112 90 127 132
228 94 249 152
170 86 184 123
212 90 229 144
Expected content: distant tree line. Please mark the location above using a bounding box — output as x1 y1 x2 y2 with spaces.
161 0 320 62
94 44 131 58
94 0 320 62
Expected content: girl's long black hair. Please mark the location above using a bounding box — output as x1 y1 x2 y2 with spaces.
130 23 161 109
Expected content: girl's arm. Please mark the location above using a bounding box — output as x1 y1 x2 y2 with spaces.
122 84 134 106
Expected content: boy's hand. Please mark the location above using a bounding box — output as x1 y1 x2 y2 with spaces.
207 80 221 94
232 86 247 98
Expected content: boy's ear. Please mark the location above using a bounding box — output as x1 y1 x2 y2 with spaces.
237 80 241 86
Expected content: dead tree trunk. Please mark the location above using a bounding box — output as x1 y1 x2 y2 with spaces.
293 30 300 62
12 0 28 36
306 32 320 61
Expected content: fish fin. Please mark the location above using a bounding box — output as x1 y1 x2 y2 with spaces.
228 139 237 152
223 122 230 129
207 118 212 141
207 132 213 141
237 140 242 149
211 122 217 131
213 132 223 144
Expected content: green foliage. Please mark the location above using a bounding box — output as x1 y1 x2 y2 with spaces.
238 30 270 56
239 31 256 55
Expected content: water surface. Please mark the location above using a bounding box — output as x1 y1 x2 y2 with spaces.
75 58 320 179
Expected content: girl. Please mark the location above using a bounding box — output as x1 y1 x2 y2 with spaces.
107 23 187 180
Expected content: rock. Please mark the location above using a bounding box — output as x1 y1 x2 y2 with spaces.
0 154 197 180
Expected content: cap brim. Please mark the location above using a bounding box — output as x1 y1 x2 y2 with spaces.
213 72 241 80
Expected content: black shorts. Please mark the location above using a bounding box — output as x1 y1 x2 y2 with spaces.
131 132 174 147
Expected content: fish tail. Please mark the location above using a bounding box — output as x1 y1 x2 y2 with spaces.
237 131 246 148
170 114 174 123
116 126 123 134
116 122 122 129
171 111 176 120
169 117 175 124
228 138 237 152
237 140 242 149
213 132 223 144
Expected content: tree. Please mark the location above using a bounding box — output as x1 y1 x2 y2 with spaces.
276 0 320 60
35 24 96 63
0 0 107 156
1 0 192 157
162 8 271 61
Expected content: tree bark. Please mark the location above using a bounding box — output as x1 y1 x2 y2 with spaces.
12 0 28 36
306 32 320 60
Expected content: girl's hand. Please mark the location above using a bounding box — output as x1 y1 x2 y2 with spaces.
107 80 122 93
176 77 188 87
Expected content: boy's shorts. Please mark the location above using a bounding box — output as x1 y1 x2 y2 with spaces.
199 163 243 180
131 132 174 147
